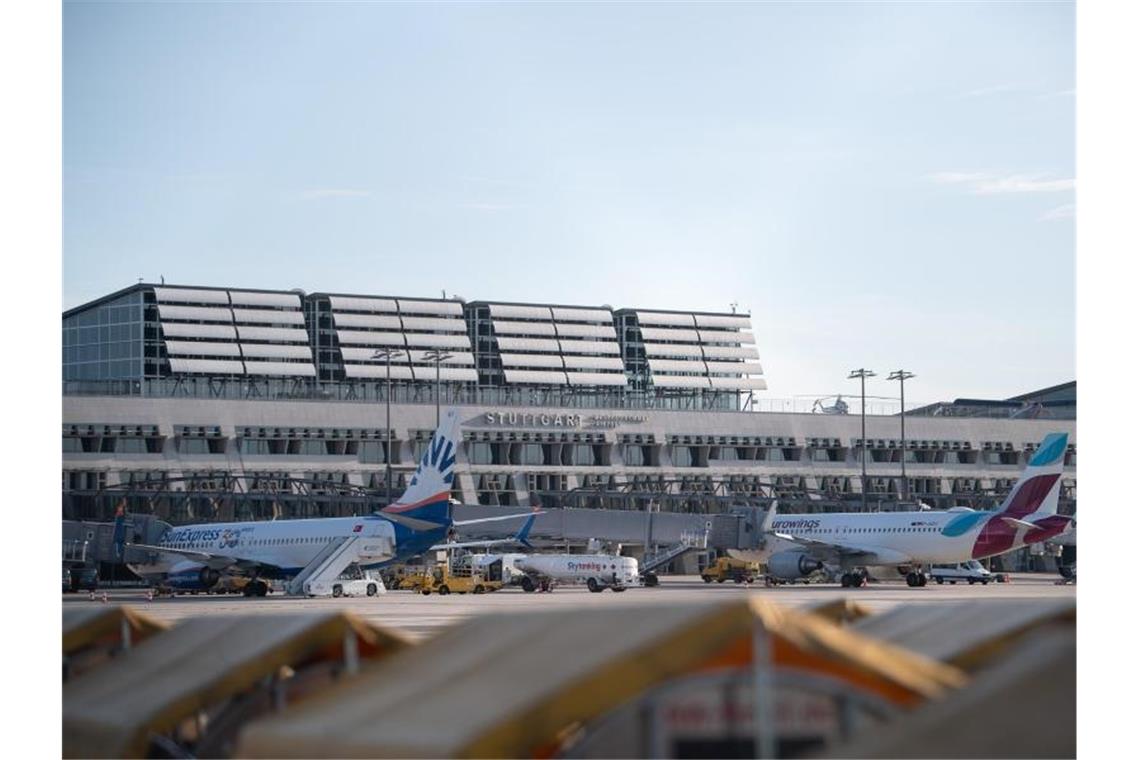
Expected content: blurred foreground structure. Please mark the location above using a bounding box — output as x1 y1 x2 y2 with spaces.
62 598 1074 759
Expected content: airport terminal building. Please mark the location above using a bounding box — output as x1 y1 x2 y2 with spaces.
62 283 1076 535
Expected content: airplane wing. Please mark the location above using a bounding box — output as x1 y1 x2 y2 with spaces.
771 532 912 566
125 543 273 573
428 537 528 551
432 510 539 551
452 509 544 527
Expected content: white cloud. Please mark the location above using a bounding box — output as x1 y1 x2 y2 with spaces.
1039 204 1076 222
929 171 1075 195
301 188 371 200
929 171 991 185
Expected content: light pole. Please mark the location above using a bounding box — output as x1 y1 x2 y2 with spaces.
847 369 876 511
372 348 406 504
421 349 454 428
887 370 916 502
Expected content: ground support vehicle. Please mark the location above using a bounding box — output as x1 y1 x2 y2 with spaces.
701 557 758 585
305 565 384 597
930 561 996 585
420 560 504 596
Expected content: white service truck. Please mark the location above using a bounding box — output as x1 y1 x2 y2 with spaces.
513 553 640 593
304 565 384 597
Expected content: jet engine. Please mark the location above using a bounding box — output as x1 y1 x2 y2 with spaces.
766 551 824 581
166 565 221 591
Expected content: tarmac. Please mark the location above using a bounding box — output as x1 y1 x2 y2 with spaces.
63 573 1076 641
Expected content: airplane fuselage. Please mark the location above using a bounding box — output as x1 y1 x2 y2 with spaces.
127 515 447 582
729 508 1072 568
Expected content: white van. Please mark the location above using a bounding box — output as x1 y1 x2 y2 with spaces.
930 560 994 585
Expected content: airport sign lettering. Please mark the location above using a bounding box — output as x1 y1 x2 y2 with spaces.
481 411 646 429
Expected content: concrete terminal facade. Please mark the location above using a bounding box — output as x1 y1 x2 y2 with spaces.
62 284 1076 541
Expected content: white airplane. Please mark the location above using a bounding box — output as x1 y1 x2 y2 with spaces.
730 432 1074 588
120 409 535 596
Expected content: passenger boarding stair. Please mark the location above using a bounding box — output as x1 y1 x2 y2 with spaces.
641 529 709 575
285 536 378 596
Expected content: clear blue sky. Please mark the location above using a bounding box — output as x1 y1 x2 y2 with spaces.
63 1 1074 404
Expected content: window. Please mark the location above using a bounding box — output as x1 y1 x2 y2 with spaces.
179 438 211 454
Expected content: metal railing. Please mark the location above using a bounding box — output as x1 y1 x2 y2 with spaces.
62 378 937 416
62 378 749 412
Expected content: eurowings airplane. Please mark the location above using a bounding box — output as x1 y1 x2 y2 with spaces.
730 432 1074 587
122 408 535 595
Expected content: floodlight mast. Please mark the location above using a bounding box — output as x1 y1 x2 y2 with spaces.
847 369 876 510
887 370 916 502
372 348 406 503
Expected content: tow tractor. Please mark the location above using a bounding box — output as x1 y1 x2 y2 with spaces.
701 557 759 584
418 558 505 596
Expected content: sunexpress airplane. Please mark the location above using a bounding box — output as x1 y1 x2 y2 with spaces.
730 432 1075 588
121 409 535 596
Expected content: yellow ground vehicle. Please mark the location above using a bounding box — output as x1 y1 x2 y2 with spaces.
701 557 759 584
420 559 504 595
384 563 431 591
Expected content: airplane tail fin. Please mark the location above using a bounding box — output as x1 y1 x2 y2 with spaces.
380 408 461 527
760 500 779 533
996 432 1068 519
514 508 539 549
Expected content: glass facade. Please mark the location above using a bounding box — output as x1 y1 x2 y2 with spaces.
62 291 145 381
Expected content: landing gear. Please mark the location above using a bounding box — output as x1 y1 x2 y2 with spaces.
242 580 269 597
840 571 867 588
905 571 928 588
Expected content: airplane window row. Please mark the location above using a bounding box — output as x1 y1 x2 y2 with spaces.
168 536 345 550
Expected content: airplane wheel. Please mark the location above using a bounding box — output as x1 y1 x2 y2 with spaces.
438 585 450 596
367 584 378 597
332 584 343 598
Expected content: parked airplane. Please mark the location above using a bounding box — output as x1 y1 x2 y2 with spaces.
730 432 1074 588
121 409 535 596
